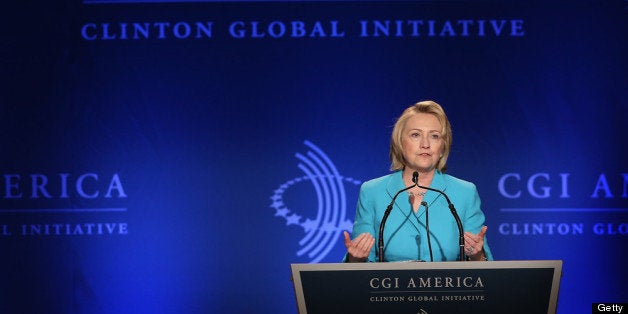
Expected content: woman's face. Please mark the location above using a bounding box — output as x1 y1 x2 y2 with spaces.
401 113 444 173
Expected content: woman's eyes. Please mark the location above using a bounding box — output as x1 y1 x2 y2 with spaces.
410 133 440 140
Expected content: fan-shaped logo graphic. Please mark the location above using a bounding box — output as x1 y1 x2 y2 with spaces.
270 140 361 263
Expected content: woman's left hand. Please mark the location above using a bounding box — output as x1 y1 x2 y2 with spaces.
464 225 488 261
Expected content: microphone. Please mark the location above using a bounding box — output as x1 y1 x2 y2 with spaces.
421 201 434 262
412 171 466 261
378 172 418 262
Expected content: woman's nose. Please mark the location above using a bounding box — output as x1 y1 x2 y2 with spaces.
420 137 430 148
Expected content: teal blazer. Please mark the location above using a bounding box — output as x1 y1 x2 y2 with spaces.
350 170 493 262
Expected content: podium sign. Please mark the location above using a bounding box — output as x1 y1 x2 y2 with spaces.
291 260 562 314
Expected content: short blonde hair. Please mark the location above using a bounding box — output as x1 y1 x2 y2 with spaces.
389 100 452 172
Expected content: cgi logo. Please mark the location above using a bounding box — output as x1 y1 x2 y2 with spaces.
270 141 360 263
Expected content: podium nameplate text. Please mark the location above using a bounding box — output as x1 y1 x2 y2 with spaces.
291 260 562 314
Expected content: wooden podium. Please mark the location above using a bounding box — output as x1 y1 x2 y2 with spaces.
291 260 562 314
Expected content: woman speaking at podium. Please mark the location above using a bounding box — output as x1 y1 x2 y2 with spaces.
343 100 493 263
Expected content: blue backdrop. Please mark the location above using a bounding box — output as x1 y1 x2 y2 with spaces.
1 1 627 313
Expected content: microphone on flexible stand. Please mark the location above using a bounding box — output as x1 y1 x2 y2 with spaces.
421 201 434 262
378 172 418 262
412 171 466 261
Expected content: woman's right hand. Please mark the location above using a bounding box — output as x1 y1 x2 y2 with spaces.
343 231 375 262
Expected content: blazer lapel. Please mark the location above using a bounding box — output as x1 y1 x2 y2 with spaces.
385 171 405 201
424 170 447 208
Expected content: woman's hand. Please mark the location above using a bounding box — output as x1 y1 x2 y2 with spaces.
464 225 488 261
343 231 375 262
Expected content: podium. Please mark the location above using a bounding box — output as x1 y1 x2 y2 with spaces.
291 260 562 314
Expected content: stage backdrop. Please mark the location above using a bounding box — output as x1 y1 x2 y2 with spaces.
1 1 627 313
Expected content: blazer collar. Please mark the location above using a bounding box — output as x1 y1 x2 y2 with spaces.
386 170 405 198
386 169 447 196
386 170 448 217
